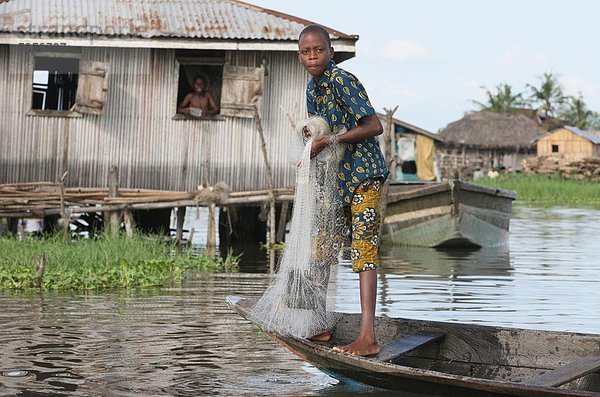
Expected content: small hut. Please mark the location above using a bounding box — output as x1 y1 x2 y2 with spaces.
377 114 442 181
437 112 547 177
536 126 600 160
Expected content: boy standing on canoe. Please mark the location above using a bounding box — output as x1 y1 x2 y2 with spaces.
298 24 388 356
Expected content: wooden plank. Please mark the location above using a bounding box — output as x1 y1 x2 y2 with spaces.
376 332 445 362
523 353 600 387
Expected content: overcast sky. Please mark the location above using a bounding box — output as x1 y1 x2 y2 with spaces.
250 0 600 133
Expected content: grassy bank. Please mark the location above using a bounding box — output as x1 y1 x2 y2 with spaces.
0 233 239 291
474 174 600 207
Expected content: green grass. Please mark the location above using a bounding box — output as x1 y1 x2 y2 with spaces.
0 233 239 291
474 173 600 207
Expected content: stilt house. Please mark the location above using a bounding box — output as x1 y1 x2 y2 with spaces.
0 0 358 192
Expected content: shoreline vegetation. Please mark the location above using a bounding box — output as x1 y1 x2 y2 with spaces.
0 233 239 291
474 173 600 207
1 173 596 291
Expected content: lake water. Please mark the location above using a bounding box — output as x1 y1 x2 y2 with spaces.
1 205 599 396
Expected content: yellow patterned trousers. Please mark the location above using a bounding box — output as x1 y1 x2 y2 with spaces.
349 178 383 272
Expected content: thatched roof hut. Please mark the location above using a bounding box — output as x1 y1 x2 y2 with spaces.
439 112 548 150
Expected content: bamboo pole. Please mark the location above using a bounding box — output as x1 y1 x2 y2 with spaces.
253 106 277 249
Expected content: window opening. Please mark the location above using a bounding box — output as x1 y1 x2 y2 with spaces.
32 57 79 111
177 64 223 117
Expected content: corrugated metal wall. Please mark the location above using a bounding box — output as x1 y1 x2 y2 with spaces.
0 45 308 191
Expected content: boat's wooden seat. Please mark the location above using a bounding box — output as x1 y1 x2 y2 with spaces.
377 331 445 362
523 353 600 387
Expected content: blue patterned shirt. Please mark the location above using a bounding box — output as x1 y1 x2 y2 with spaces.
306 60 389 205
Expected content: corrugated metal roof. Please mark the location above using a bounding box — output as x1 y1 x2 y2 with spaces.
564 126 600 145
0 0 357 41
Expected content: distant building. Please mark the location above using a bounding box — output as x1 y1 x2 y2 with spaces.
0 0 358 192
437 112 547 178
377 115 442 181
536 126 600 160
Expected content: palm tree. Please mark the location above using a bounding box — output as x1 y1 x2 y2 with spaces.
558 94 593 129
526 72 565 119
472 83 524 113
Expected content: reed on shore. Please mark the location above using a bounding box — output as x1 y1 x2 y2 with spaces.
475 173 600 207
0 233 239 291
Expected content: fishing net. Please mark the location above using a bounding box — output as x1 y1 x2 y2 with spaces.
249 116 347 338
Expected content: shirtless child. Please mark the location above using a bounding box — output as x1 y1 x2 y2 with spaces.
178 75 218 117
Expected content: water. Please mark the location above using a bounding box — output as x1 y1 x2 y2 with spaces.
1 205 599 395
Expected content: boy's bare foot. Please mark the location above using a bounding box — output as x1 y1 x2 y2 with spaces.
308 330 331 342
333 339 380 356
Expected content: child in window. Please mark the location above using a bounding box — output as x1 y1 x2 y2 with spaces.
178 75 218 117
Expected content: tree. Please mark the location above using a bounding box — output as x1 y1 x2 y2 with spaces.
526 72 565 119
472 83 524 113
558 94 594 129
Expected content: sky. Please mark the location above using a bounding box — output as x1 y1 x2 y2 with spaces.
249 0 600 133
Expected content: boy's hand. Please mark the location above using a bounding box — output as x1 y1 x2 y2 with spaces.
310 136 330 158
303 126 311 139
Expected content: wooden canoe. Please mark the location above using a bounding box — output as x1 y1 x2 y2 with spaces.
383 179 517 248
228 296 600 396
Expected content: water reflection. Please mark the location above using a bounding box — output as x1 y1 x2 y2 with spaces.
1 205 600 396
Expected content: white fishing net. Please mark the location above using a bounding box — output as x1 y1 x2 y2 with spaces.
249 116 347 338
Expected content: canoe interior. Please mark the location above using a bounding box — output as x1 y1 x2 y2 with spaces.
331 313 600 390
230 297 600 395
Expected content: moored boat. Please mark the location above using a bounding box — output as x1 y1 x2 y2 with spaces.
383 179 517 248
228 296 600 397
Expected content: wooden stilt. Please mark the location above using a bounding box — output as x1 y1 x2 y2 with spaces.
17 218 24 241
269 201 276 245
276 201 289 243
107 166 120 234
58 171 69 239
123 209 133 237
207 203 216 258
175 206 186 244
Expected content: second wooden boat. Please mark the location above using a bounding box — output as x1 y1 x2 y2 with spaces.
383 179 517 248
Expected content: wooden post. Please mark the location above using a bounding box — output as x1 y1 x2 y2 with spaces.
175 206 186 244
380 106 399 233
58 170 69 239
62 118 70 180
34 253 46 288
275 201 289 243
207 203 216 258
17 218 24 241
253 106 276 248
107 166 120 234
123 209 133 237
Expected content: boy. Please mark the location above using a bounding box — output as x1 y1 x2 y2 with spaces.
178 75 218 117
298 24 388 356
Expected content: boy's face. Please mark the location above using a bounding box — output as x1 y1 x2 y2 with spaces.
298 31 333 81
